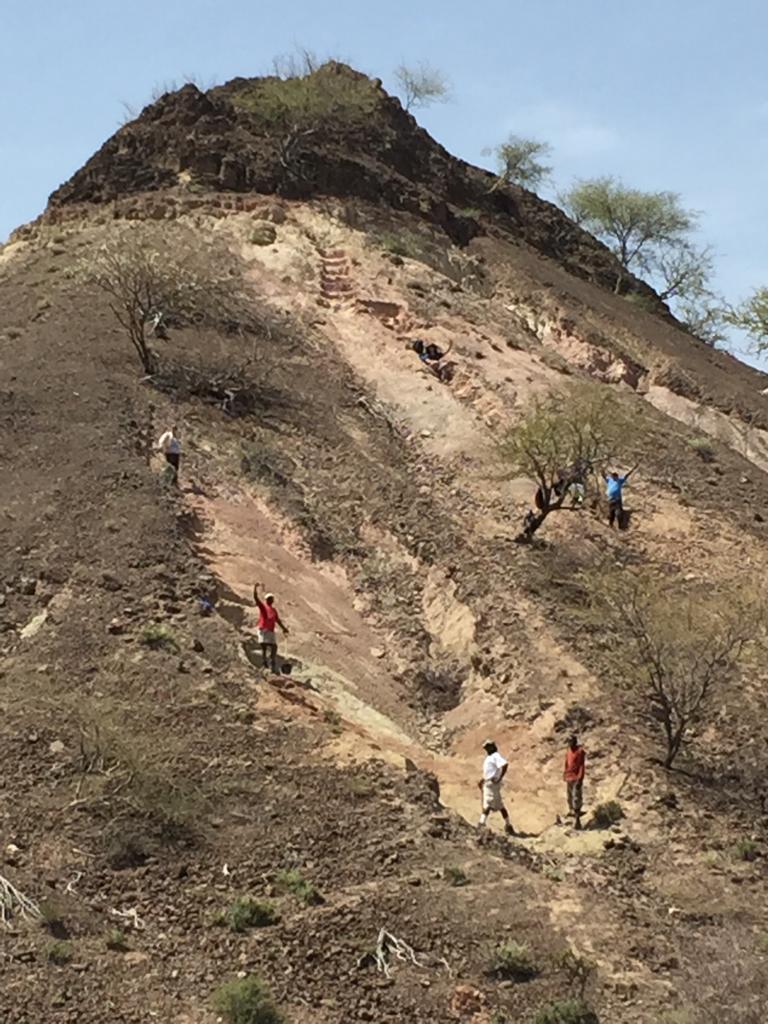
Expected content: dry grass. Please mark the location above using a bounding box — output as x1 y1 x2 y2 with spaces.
0 677 208 840
674 925 768 1023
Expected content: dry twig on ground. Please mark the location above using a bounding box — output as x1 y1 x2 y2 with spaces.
0 874 41 927
357 927 450 978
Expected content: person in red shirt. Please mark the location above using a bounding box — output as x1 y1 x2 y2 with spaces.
563 735 586 827
253 581 289 673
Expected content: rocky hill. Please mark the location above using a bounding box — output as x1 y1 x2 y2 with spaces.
2 65 768 1024
42 64 663 303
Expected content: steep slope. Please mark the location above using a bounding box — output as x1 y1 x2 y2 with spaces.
2 67 768 1024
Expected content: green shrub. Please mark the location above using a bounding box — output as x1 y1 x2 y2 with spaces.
542 864 564 882
533 998 599 1024
687 436 716 463
592 800 624 828
347 776 374 799
275 868 323 905
225 897 280 932
46 940 73 965
232 66 377 132
378 232 419 258
140 623 179 652
490 940 537 981
213 975 284 1024
443 865 469 887
250 223 277 246
105 928 130 951
732 837 759 862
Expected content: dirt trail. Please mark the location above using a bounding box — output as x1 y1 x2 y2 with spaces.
187 489 417 734
187 483 630 855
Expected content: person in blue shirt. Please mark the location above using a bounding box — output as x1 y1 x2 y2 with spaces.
408 338 454 382
603 466 637 527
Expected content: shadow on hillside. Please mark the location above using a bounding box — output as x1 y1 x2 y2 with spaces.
152 359 297 424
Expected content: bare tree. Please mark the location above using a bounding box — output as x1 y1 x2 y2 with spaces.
77 223 254 375
271 47 325 79
655 241 713 303
118 73 217 126
499 388 623 541
394 62 450 111
599 576 765 768
677 296 728 348
653 243 727 347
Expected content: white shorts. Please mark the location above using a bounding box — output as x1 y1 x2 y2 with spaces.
258 629 276 645
482 780 504 812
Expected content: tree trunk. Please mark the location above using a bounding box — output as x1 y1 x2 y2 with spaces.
663 720 685 769
515 508 549 543
127 322 157 376
137 342 157 376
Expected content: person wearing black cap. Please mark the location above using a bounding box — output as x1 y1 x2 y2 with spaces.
478 739 515 836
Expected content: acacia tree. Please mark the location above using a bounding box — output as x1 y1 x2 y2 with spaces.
78 223 254 375
561 177 696 285
599 576 764 769
726 287 768 350
499 389 621 542
394 62 450 111
486 135 552 191
560 176 725 344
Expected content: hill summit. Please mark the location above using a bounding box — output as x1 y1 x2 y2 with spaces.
45 62 654 300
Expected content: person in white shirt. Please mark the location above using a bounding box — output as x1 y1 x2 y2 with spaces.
478 739 515 835
156 426 181 485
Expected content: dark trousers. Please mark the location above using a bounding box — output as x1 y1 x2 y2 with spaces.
567 779 583 815
165 451 180 482
608 498 622 527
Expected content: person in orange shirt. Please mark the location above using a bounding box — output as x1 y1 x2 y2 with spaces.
563 735 586 827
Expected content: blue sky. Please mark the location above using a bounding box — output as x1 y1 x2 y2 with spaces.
2 0 766 362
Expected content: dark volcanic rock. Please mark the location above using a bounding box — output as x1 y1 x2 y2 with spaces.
44 65 656 302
